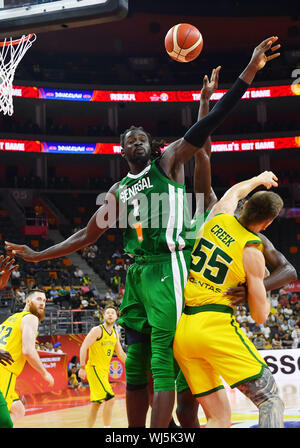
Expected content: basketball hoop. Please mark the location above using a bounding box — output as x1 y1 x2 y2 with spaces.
0 33 36 116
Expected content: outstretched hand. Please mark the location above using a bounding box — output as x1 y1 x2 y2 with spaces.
249 36 280 72
201 66 221 100
256 171 278 189
5 241 40 262
0 255 19 289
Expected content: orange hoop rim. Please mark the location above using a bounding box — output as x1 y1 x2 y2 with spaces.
0 33 36 47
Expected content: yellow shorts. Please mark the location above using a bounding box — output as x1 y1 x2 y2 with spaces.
85 364 114 403
173 305 267 397
0 364 17 410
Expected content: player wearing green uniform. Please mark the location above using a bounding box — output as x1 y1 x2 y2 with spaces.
6 37 280 427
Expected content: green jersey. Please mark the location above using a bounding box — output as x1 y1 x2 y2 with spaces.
117 159 192 257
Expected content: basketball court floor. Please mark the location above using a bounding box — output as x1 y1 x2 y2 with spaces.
13 380 300 428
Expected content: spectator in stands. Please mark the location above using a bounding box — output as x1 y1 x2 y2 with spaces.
59 269 71 286
111 272 122 293
88 297 98 311
68 366 81 390
44 261 53 271
81 282 90 298
290 292 299 308
39 342 46 351
44 342 54 352
270 292 279 308
10 266 21 287
112 249 121 259
281 333 293 349
93 306 103 322
280 319 289 332
14 287 25 307
276 326 285 341
283 304 293 320
236 310 248 325
53 342 64 354
73 266 84 279
278 290 290 307
80 295 89 310
70 293 81 309
82 273 91 285
240 322 253 340
276 313 285 328
288 314 297 331
291 325 300 349
105 288 115 302
87 281 100 300
104 260 113 284
48 286 59 303
58 287 71 309
19 280 26 291
261 323 271 340
251 322 262 336
263 338 272 350
253 334 266 350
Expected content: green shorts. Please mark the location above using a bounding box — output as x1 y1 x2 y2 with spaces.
119 250 191 333
176 369 190 393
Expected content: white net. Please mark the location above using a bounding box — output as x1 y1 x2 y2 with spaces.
0 33 36 116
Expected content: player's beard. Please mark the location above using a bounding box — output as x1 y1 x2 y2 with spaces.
29 301 45 322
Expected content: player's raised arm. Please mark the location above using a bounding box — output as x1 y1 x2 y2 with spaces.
243 246 270 324
207 171 278 220
160 37 280 174
5 182 120 262
194 67 221 215
78 326 102 381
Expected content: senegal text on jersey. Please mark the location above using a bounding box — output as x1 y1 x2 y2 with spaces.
119 177 153 203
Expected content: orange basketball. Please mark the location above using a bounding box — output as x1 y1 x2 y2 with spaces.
164 23 203 63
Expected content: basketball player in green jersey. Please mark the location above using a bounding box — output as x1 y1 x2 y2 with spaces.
6 37 281 427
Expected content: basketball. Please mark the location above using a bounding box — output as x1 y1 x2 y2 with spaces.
164 23 203 63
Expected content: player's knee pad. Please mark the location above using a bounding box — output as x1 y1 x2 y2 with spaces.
125 341 151 387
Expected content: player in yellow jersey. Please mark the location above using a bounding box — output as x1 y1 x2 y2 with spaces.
174 171 285 428
0 288 54 426
79 305 127 428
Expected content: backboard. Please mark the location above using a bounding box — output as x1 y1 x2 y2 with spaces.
0 0 128 37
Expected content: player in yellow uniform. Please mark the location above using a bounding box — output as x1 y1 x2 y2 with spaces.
0 289 54 426
79 305 127 428
174 171 285 428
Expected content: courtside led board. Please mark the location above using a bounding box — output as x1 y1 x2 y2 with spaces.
0 0 128 37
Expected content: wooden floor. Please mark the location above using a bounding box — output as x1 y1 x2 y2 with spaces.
14 381 300 429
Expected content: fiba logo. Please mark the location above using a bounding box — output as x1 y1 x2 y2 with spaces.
160 92 169 102
109 360 123 379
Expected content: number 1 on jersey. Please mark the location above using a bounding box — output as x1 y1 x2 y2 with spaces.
132 198 144 242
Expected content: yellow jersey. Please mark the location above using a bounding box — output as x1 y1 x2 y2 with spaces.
0 310 31 376
184 213 263 307
86 324 118 376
